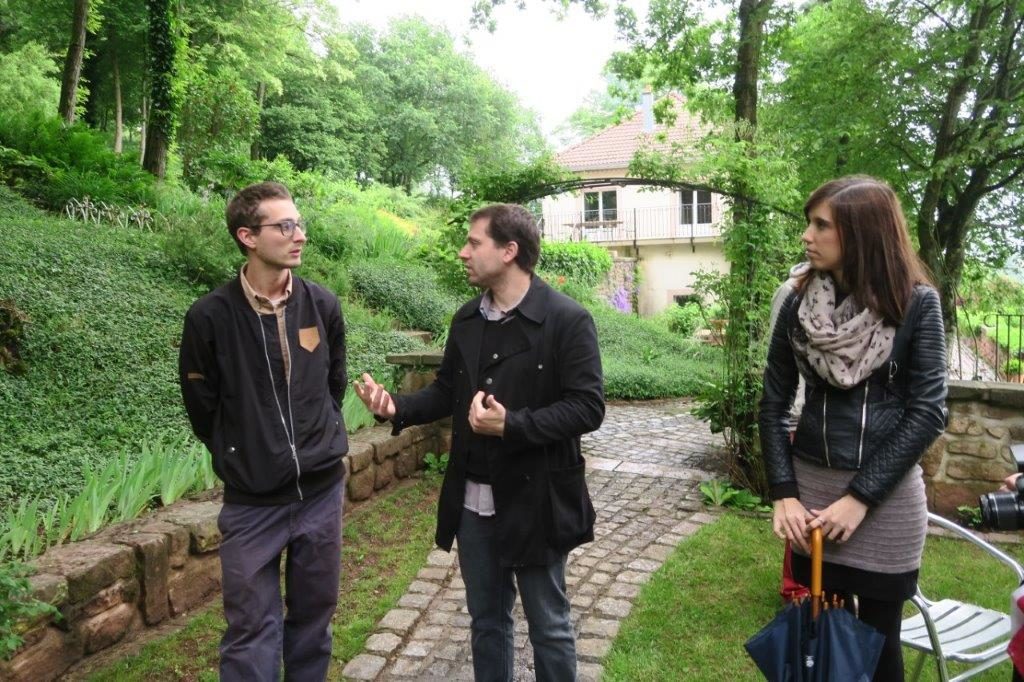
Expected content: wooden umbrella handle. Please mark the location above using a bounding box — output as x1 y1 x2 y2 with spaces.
810 527 823 620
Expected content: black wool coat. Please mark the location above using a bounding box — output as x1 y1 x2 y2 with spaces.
391 276 605 566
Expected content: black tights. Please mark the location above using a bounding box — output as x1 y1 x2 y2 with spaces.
833 591 905 682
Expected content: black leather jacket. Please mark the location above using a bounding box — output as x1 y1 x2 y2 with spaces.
759 284 947 507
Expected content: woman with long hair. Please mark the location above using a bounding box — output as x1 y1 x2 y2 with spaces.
760 175 948 681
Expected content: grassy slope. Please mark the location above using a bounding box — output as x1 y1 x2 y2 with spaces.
0 187 202 506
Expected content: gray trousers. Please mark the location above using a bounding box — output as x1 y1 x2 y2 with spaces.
216 481 343 682
456 507 577 682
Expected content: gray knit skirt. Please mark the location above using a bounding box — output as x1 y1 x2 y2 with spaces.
790 457 928 575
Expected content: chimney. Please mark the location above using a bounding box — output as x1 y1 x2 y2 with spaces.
641 85 654 133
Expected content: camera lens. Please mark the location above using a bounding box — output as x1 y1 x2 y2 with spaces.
979 491 1024 531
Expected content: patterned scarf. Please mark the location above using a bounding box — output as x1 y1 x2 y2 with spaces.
791 270 895 388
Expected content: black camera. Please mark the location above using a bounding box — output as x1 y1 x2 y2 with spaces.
979 443 1024 530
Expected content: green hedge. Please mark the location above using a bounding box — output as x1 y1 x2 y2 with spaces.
349 258 460 335
538 240 613 289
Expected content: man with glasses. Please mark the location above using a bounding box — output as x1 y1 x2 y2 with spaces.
179 181 348 680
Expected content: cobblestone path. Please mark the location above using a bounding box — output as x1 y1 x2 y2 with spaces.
341 400 726 681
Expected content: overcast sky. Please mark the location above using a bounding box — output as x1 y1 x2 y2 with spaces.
330 0 649 146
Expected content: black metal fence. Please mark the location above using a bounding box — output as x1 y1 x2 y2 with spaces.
952 310 1023 383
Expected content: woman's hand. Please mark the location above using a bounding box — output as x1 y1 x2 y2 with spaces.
773 498 813 554
807 495 868 543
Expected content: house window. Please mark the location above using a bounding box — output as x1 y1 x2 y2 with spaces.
583 190 617 222
681 189 712 225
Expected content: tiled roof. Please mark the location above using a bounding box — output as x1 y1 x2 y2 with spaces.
555 94 709 172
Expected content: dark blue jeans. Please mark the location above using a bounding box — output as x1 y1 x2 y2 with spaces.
456 507 576 682
217 481 343 682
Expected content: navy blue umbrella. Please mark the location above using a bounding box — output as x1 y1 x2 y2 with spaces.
745 529 885 681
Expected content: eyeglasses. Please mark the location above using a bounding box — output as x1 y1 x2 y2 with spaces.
253 219 306 237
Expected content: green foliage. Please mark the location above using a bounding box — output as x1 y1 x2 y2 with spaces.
184 150 298 197
957 505 983 530
423 452 449 477
0 42 61 119
590 303 720 400
655 301 705 337
537 241 613 289
345 317 420 389
308 201 415 263
0 433 217 562
699 480 770 512
0 196 201 508
0 110 155 208
177 69 261 185
349 17 547 192
0 562 60 660
349 259 459 335
545 275 598 306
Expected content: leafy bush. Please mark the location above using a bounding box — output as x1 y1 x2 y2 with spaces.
307 201 414 262
656 301 706 337
0 42 61 119
349 259 460 334
345 322 420 389
0 562 60 660
0 110 155 208
186 150 298 196
538 240 613 289
546 275 597 305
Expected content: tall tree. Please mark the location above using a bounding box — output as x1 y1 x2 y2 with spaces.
768 0 1024 328
57 0 90 124
349 17 546 193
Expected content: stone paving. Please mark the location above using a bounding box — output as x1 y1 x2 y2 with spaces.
341 399 726 681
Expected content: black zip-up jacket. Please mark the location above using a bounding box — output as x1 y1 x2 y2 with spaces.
179 275 348 505
391 277 605 566
760 284 947 507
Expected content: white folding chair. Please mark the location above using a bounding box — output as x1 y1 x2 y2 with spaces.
901 512 1024 681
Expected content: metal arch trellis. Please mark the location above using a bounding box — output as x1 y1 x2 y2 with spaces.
516 176 802 220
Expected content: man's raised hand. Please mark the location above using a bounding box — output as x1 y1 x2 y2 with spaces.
468 391 506 437
352 373 396 419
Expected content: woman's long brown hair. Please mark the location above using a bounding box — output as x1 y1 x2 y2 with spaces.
800 175 933 326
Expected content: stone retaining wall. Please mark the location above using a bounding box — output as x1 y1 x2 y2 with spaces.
923 380 1024 515
3 420 446 682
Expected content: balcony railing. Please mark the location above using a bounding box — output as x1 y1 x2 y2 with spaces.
537 205 721 244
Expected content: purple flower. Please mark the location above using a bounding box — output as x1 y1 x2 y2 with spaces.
610 287 631 313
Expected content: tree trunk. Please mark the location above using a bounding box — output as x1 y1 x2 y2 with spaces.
915 1 997 331
733 0 765 137
250 81 266 160
142 0 176 179
113 53 123 154
724 0 772 489
139 94 148 166
58 0 90 125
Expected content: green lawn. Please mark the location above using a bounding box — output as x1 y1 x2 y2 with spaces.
85 476 441 681
604 513 1024 681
